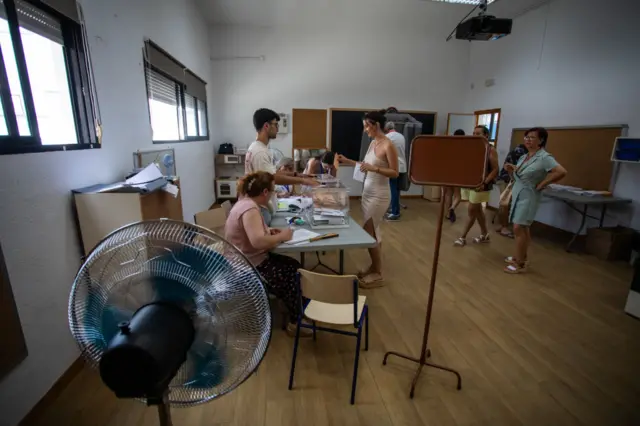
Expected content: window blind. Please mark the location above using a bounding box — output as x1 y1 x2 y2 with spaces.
144 40 185 85
41 0 78 23
184 70 206 102
145 67 177 106
14 0 63 44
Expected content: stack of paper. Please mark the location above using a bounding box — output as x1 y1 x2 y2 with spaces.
282 229 320 245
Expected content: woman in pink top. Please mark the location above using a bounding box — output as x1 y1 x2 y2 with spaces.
225 171 309 336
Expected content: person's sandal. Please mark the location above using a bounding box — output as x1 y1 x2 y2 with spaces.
504 262 527 274
359 273 385 289
473 234 490 244
454 237 466 247
505 256 529 267
497 229 514 238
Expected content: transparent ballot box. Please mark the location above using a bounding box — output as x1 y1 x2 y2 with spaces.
306 183 350 229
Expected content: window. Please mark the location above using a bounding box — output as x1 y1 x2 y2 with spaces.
0 0 99 155
144 40 208 143
475 108 501 145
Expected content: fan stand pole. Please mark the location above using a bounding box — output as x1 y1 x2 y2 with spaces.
151 391 173 426
382 194 463 398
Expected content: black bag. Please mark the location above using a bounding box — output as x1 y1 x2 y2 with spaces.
218 143 234 154
398 173 410 191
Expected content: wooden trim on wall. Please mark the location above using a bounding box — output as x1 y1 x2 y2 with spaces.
19 357 85 426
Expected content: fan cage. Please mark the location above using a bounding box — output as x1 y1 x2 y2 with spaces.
68 219 272 406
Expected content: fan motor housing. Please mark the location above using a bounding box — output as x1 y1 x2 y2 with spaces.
99 302 195 399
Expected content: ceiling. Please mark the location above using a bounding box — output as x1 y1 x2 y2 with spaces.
197 0 552 27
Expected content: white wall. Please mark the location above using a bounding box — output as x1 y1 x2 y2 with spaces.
209 15 470 195
0 0 215 424
466 0 640 230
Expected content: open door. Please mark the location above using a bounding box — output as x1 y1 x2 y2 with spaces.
474 108 501 146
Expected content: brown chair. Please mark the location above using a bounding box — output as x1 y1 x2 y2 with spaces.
193 207 227 235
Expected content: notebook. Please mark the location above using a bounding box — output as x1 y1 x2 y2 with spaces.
282 229 320 245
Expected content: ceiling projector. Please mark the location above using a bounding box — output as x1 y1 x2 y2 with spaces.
456 14 512 41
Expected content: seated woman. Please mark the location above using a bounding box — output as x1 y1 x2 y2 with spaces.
275 157 295 197
224 171 310 336
303 151 339 177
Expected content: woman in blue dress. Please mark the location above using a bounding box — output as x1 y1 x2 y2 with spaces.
504 127 567 274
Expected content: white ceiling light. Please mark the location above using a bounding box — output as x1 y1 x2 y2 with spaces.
430 0 496 4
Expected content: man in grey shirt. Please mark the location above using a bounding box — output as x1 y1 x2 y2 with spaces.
384 121 406 221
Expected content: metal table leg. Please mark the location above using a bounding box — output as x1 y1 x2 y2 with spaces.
566 204 588 252
599 205 608 227
339 250 344 275
300 252 305 268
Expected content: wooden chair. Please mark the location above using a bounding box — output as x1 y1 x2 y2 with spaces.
193 207 227 235
221 200 232 218
288 269 369 404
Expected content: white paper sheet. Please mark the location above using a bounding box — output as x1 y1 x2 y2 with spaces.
126 163 164 185
353 163 366 183
282 228 320 245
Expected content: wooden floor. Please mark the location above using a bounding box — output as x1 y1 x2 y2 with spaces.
31 200 640 426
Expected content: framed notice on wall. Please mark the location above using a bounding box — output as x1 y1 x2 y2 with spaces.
0 241 28 379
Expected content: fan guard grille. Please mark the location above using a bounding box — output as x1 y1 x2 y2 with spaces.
69 219 272 406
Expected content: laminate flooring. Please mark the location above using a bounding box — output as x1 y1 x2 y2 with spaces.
29 200 640 426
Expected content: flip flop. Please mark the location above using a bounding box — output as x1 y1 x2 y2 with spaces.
497 229 515 239
359 273 385 289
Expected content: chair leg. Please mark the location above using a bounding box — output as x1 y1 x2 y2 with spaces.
312 321 317 341
365 307 369 351
350 326 363 405
288 319 302 390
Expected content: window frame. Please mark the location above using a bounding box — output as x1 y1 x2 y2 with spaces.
143 40 209 145
0 0 99 156
474 108 501 146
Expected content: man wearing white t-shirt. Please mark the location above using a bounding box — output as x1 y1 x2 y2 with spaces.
246 109 317 224
384 121 406 221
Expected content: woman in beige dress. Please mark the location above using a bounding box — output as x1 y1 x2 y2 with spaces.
338 110 399 288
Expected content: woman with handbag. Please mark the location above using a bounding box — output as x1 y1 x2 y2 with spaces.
496 143 528 237
454 126 499 247
503 127 567 274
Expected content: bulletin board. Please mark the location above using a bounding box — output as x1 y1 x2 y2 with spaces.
292 109 327 150
509 125 628 191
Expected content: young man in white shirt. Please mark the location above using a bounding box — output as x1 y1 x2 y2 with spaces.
246 109 318 223
384 121 406 221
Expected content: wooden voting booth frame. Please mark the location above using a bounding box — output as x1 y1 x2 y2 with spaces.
509 125 628 191
383 135 488 398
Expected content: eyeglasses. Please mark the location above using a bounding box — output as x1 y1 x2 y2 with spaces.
524 136 538 140
270 121 280 128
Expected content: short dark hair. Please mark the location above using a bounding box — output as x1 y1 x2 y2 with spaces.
525 127 549 147
475 125 490 137
253 108 280 131
321 151 336 165
364 109 387 129
453 129 466 136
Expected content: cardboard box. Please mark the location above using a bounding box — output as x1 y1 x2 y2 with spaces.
586 226 635 261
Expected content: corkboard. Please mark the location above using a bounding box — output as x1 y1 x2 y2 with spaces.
292 109 327 150
409 135 488 188
510 125 627 191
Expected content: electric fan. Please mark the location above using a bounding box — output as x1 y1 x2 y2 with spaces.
269 147 285 167
68 219 272 426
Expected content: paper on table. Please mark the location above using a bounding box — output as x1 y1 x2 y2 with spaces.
126 163 164 186
353 163 366 183
282 228 320 245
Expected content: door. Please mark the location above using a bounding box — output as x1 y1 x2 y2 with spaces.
474 108 501 146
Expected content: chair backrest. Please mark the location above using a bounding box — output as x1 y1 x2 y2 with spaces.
221 200 232 218
194 207 227 234
298 269 358 305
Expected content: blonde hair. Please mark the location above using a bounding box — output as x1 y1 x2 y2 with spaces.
237 171 274 197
